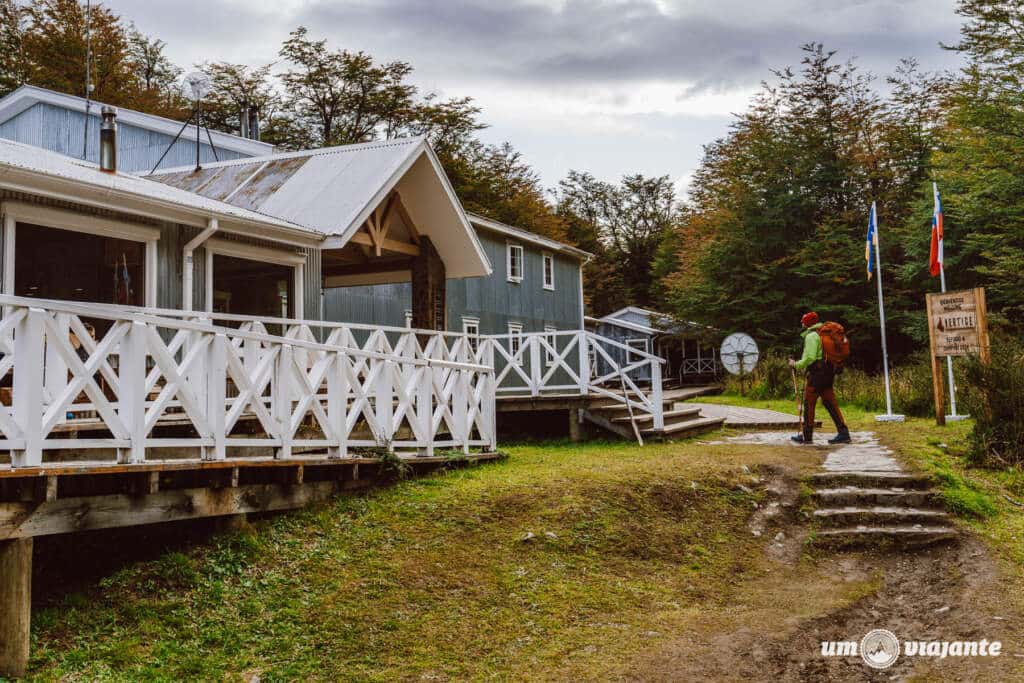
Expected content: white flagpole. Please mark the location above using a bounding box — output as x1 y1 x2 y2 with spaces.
873 202 903 422
934 182 959 418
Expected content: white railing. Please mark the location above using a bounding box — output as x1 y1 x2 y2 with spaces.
481 330 666 431
681 358 719 376
0 295 495 468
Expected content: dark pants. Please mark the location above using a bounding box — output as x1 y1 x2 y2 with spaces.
803 363 847 439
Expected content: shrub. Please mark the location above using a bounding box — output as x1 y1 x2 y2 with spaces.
960 335 1024 467
723 352 794 400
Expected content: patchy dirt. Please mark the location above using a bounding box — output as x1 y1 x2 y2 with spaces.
627 458 1024 682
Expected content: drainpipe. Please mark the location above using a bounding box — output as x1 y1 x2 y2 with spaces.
183 218 218 312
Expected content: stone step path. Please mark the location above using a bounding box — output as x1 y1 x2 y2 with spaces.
809 432 957 548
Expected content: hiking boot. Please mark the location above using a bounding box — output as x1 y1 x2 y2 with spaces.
791 434 811 444
828 430 852 445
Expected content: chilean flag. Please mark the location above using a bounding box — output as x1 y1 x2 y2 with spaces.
930 182 944 277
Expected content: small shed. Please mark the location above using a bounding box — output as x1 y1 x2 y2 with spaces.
586 307 719 384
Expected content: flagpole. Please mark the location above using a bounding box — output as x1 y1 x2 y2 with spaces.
934 182 961 420
872 202 903 422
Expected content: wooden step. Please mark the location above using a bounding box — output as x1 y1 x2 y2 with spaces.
811 471 934 490
813 506 950 528
612 406 702 424
813 487 938 507
812 525 957 548
642 415 725 438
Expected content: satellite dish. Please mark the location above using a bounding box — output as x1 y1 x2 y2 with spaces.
720 332 759 376
181 71 212 101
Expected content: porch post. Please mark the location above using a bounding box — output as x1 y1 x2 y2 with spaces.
410 237 446 332
0 537 32 679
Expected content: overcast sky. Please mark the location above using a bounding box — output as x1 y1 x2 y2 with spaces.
101 0 966 195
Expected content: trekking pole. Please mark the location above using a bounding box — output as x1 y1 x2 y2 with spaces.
791 367 803 432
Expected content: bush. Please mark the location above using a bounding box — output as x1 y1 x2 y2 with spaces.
724 352 794 400
960 335 1024 467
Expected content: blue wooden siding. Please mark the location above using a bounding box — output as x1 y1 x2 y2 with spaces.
592 321 654 382
0 102 248 172
323 227 583 334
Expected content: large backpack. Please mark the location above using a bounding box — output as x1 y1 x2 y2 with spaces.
817 322 850 371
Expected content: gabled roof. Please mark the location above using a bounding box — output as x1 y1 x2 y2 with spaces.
0 85 274 158
0 137 321 245
467 212 591 261
149 137 491 278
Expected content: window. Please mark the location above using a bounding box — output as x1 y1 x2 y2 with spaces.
626 338 649 363
462 317 480 355
542 252 555 290
404 309 413 328
508 322 524 364
544 325 557 366
507 243 524 282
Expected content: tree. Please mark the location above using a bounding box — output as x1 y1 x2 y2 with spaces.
278 26 418 146
22 0 135 106
0 0 27 97
126 25 184 117
929 0 1024 327
557 171 680 314
199 62 292 143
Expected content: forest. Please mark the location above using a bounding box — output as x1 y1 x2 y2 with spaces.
0 0 1021 368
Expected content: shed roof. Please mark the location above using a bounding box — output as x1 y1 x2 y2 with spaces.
0 137 321 245
150 138 491 278
0 85 274 158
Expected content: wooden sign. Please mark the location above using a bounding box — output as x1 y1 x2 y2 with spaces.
925 287 990 425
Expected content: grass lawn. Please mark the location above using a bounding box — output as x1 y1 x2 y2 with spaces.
27 437 839 682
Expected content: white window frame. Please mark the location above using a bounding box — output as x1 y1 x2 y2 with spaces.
626 337 650 363
2 201 159 307
462 316 480 355
542 252 555 290
506 242 524 283
204 238 306 319
544 325 557 366
508 322 524 364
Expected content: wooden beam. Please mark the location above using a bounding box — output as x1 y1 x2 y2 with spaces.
393 193 421 244
323 259 414 278
0 537 32 678
0 482 347 539
349 232 420 256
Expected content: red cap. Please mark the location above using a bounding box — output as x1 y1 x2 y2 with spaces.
801 311 819 328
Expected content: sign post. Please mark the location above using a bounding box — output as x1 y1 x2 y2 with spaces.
925 287 989 426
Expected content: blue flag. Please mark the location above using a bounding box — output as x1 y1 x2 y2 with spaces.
865 201 877 281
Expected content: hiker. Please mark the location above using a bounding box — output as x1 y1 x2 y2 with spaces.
788 311 851 444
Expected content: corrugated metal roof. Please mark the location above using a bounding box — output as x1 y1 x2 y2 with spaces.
0 137 320 237
151 138 426 236
0 85 274 158
466 212 592 261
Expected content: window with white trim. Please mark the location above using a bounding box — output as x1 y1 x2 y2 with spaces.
544 325 557 366
508 322 524 364
542 252 555 290
626 337 649 363
462 316 480 355
507 243 524 282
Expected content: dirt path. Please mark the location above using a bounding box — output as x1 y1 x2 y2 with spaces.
629 432 1024 682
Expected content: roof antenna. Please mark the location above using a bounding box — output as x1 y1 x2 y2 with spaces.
148 72 219 175
81 0 93 160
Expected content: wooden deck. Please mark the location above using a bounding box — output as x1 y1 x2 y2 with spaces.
691 402 821 430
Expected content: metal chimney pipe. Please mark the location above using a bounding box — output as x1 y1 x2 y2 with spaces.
99 105 117 173
239 101 250 140
249 103 260 140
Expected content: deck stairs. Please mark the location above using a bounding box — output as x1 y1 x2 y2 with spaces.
581 385 725 441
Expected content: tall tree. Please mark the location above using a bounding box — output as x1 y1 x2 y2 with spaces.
126 24 184 117
22 0 135 106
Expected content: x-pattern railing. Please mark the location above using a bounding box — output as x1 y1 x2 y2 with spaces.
0 296 495 468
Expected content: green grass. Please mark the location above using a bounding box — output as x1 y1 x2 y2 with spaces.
28 438 826 682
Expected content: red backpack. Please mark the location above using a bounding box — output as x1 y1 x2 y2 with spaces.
817 322 850 371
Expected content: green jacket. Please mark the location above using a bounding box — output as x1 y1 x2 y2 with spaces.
794 323 823 371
